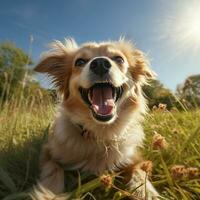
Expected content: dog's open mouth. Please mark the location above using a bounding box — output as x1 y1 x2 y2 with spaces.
79 83 123 122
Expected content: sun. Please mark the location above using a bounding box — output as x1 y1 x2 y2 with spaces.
175 6 200 49
161 2 200 54
184 12 200 43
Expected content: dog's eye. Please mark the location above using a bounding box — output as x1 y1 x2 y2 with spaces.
75 58 88 67
112 56 124 64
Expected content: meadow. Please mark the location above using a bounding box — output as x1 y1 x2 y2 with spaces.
0 90 199 200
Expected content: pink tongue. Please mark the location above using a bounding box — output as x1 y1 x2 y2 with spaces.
91 86 114 115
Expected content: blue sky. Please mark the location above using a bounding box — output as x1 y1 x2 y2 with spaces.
0 0 200 91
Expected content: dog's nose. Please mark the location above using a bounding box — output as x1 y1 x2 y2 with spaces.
90 58 111 76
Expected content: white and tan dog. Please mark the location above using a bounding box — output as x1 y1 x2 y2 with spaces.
32 38 159 200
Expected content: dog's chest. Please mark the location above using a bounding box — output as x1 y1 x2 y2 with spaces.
63 133 136 174
86 139 135 173
53 117 144 174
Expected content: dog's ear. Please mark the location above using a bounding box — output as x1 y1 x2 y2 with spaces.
130 49 156 84
35 39 78 95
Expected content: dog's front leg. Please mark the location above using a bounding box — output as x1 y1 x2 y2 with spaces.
39 144 65 194
122 162 160 200
128 168 159 200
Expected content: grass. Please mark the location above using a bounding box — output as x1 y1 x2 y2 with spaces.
143 109 200 199
0 92 200 200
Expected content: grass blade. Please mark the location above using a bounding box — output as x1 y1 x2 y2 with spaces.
173 127 200 163
2 192 29 200
0 166 17 193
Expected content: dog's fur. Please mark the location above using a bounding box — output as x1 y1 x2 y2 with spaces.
31 38 159 200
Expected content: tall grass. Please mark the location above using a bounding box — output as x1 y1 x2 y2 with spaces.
0 84 199 199
143 109 200 199
0 84 55 199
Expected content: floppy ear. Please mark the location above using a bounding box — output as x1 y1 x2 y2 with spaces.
35 54 71 94
35 39 78 95
130 50 156 84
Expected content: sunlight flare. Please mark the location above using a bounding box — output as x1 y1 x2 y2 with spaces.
160 1 200 54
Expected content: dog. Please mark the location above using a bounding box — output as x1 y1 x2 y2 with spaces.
31 38 159 200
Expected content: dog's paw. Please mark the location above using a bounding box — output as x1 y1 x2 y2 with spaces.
130 181 160 200
128 169 160 200
30 184 70 200
143 180 160 200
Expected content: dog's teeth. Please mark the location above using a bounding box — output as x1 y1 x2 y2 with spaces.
106 100 115 106
92 105 99 112
88 91 92 102
113 90 117 101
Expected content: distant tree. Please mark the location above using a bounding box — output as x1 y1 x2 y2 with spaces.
0 42 32 100
176 74 200 108
143 79 176 110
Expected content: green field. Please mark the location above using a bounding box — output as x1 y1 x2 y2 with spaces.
0 95 200 200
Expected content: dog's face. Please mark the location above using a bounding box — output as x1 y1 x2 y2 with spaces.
35 39 154 124
74 43 130 123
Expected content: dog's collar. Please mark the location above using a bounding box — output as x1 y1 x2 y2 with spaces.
77 124 88 137
77 124 104 141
